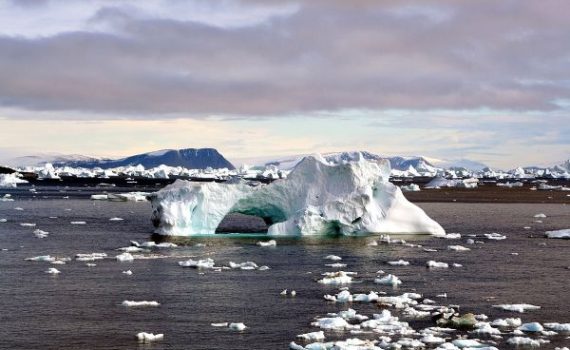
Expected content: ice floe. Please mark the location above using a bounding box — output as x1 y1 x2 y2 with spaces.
76 253 107 261
136 332 163 343
228 322 247 331
109 217 124 221
427 261 449 268
257 239 277 247
33 229 49 238
448 245 470 251
387 260 410 266
374 274 402 286
493 304 541 313
506 336 548 347
318 271 355 285
115 252 134 262
45 267 61 274
122 300 160 307
484 233 507 240
545 229 570 239
491 318 522 328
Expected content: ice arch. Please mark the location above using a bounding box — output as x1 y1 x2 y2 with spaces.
150 154 445 236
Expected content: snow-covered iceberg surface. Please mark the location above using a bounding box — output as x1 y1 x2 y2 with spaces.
150 154 445 237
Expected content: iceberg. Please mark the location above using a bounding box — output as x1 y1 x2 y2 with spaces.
0 173 28 188
150 154 445 236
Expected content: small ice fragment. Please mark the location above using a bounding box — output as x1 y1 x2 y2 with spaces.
116 252 134 262
534 213 547 218
387 259 410 266
318 271 354 285
324 255 342 261
491 318 522 328
493 304 541 313
452 263 463 268
109 217 124 221
485 233 507 240
86 263 96 267
280 289 288 296
26 255 56 262
122 270 133 275
70 221 86 225
91 194 108 200
452 339 486 348
545 229 570 239
20 223 36 227
506 337 545 347
421 334 446 345
442 233 461 239
374 274 402 286
257 240 276 247
0 219 6 223
519 322 544 332
228 323 247 331
46 267 61 274
122 300 160 307
325 263 347 268
297 331 325 342
290 290 296 297
178 258 215 269
448 245 470 251
427 260 449 268
33 229 49 238
76 253 107 261
136 332 163 343
544 323 570 332
211 322 228 327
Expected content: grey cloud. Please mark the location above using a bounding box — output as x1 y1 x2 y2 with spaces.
1 0 570 117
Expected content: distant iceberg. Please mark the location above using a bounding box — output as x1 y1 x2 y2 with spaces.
150 153 445 236
0 173 28 188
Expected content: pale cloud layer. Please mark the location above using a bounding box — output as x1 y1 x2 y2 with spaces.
0 0 568 167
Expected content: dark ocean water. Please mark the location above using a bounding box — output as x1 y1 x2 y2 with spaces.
0 192 569 349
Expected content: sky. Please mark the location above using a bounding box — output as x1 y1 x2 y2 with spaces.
0 0 569 169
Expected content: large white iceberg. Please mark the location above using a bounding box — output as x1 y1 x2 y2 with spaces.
150 154 445 236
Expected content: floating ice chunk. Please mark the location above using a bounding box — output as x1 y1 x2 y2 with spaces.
452 263 463 268
452 339 486 348
33 229 49 238
122 300 160 307
324 255 342 261
493 304 541 313
437 293 448 298
257 240 277 247
318 271 354 285
427 261 449 268
534 213 547 218
367 240 378 246
0 173 28 188
20 223 36 227
311 317 350 330
109 217 124 221
441 233 461 239
155 242 177 248
0 218 6 223
211 322 228 327
178 258 215 269
474 323 502 335
544 323 570 332
118 246 146 253
519 322 544 332
45 267 61 274
70 221 86 225
353 291 379 303
491 318 522 328
387 260 410 266
15 207 24 210
374 274 402 286
258 265 270 270
484 233 507 240
86 263 96 267
91 194 108 200
136 332 163 343
122 270 133 275
545 229 570 239
290 290 296 297
506 337 546 347
448 245 470 251
325 290 353 303
76 253 107 261
421 334 446 345
26 255 56 262
116 252 134 262
228 322 247 331
229 261 259 270
325 263 347 268
289 342 305 350
297 331 325 342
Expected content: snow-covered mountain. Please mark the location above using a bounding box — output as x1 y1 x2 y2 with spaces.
13 148 235 170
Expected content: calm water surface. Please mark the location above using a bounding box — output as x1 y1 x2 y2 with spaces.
0 191 569 349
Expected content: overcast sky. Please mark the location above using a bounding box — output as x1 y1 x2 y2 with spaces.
0 0 568 168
